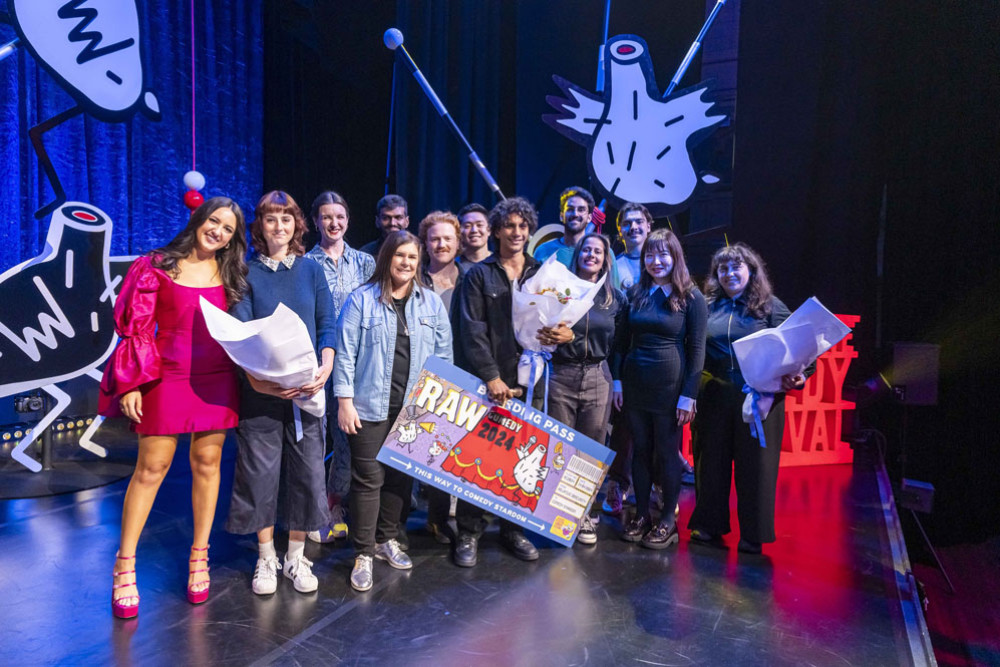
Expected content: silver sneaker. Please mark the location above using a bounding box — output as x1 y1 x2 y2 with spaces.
576 515 598 545
252 555 281 595
351 554 373 592
283 553 318 593
374 539 413 570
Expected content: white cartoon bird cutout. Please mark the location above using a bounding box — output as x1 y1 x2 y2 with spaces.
544 35 725 214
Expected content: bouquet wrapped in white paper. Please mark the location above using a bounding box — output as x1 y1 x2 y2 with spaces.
512 256 607 401
732 297 851 443
199 298 325 418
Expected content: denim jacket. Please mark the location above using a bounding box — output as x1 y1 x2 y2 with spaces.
333 282 453 421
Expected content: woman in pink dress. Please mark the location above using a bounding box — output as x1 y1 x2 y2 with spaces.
99 197 248 619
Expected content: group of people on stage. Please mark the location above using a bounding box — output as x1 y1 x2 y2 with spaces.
101 185 808 618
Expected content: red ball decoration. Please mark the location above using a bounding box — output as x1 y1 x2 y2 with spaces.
184 189 205 210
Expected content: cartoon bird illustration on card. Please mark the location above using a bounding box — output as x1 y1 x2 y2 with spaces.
544 35 725 215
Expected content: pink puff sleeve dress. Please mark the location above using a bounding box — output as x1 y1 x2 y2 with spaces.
98 255 239 435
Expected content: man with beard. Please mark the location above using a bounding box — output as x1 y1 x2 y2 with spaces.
532 186 595 266
360 194 410 258
457 203 493 265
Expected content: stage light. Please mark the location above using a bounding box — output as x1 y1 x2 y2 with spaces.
13 429 23 439
75 420 84 428
86 418 93 425
56 422 65 431
2 432 10 441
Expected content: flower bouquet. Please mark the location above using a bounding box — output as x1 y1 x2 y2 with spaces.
512 256 607 404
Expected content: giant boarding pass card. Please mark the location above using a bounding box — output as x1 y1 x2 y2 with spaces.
376 355 615 546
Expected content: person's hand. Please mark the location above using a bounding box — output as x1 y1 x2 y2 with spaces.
781 373 806 391
536 322 574 346
247 373 300 400
486 377 514 404
119 390 143 423
338 398 362 434
612 388 623 411
676 407 695 426
299 361 333 397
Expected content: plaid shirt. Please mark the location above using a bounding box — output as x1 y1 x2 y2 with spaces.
304 243 375 321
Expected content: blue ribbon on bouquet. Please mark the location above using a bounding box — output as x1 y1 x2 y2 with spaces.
742 384 770 448
523 349 552 414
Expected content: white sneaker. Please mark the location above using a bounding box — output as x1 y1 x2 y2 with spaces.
283 553 318 593
374 539 413 570
576 515 598 545
252 555 281 595
351 554 373 592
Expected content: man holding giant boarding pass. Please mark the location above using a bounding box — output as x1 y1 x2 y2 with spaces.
377 196 613 558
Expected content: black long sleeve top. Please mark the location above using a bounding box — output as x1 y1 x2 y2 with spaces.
703 293 813 388
452 254 541 385
618 286 708 414
551 288 628 379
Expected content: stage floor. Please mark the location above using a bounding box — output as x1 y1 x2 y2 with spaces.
0 435 927 666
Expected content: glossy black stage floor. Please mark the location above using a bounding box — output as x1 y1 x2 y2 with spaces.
1 427 932 666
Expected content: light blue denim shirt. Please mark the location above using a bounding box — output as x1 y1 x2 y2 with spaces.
333 282 454 422
304 243 376 322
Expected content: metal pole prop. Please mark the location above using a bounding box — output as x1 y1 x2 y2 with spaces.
663 0 728 98
383 28 506 201
0 38 19 62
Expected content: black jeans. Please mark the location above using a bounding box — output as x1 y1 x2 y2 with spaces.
626 407 683 526
348 415 413 556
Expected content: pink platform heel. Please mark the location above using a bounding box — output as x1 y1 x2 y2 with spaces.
187 545 211 605
112 553 139 619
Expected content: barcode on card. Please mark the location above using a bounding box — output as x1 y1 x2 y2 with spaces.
567 455 601 482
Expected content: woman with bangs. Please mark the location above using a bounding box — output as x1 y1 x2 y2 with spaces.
102 197 248 618
536 233 627 545
617 229 707 549
226 191 335 596
688 243 807 554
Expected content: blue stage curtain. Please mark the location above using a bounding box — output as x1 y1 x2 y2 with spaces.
393 0 505 218
0 1 263 269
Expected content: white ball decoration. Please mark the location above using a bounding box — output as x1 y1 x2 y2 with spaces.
183 170 206 191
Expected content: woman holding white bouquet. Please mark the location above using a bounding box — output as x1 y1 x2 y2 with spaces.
537 233 627 545
617 229 707 548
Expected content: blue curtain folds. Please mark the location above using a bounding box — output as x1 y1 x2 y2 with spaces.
0 1 263 270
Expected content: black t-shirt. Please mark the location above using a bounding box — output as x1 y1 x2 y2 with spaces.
389 296 411 418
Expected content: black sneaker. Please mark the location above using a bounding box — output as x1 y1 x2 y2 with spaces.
641 522 679 550
500 531 539 561
621 514 651 543
737 538 762 554
454 534 478 568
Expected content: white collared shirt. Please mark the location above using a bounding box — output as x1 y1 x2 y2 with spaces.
260 255 296 272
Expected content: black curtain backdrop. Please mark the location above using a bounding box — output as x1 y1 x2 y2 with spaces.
263 2 1000 541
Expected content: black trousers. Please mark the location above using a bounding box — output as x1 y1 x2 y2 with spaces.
348 414 413 556
626 407 683 525
455 385 541 539
688 378 785 543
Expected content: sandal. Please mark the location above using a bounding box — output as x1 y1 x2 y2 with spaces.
187 545 210 605
112 553 139 619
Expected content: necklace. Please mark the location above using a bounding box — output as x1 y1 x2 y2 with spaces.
392 298 410 337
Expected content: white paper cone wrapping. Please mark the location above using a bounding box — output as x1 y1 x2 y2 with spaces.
199 298 325 417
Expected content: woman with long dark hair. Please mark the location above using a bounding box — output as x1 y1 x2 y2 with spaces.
618 229 707 548
537 233 627 545
688 243 807 554
333 230 453 591
99 197 248 618
225 191 335 596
